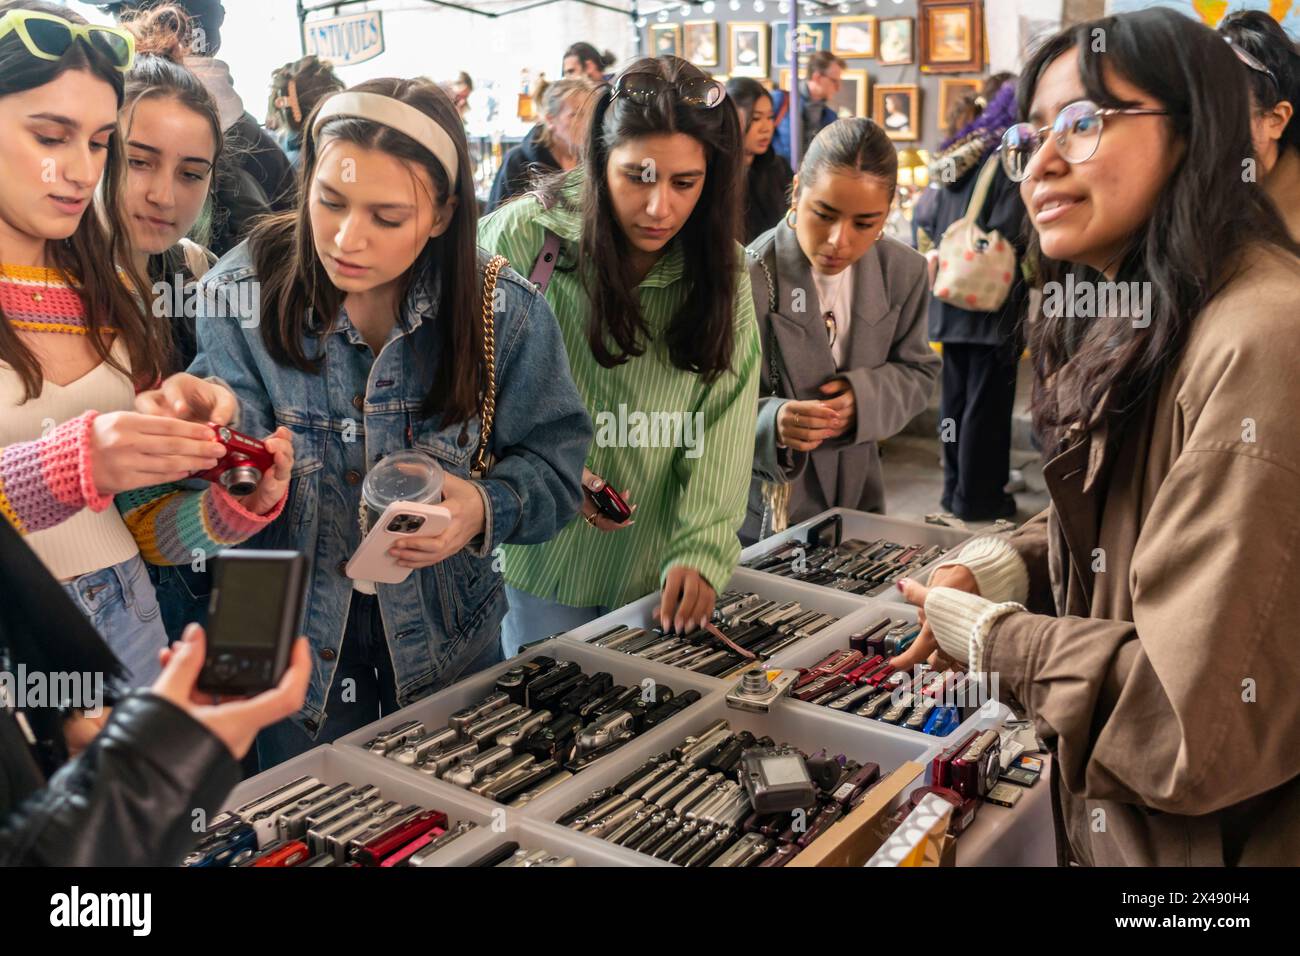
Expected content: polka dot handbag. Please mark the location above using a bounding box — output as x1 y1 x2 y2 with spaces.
933 156 1015 312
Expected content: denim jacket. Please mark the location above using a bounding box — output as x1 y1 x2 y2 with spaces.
189 242 592 736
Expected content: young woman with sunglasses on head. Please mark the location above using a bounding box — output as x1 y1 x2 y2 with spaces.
480 56 761 654
745 117 940 543
0 1 290 687
1218 10 1300 241
142 77 591 767
893 8 1300 865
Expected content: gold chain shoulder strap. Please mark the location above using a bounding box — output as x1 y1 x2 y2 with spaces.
473 254 508 477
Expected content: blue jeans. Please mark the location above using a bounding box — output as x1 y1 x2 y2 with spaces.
501 585 612 658
61 553 167 689
147 563 212 644
256 592 503 770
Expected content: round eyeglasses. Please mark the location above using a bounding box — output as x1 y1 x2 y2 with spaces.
999 99 1169 183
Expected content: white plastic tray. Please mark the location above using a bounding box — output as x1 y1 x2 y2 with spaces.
739 507 974 566
217 745 498 867
770 599 1011 744
429 816 675 868
558 567 883 677
523 690 942 833
334 638 719 814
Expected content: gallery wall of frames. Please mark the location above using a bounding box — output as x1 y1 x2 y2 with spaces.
638 0 994 153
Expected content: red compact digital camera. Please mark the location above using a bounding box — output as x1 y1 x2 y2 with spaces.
192 423 275 496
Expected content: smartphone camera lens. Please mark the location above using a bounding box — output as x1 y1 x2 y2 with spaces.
387 513 426 534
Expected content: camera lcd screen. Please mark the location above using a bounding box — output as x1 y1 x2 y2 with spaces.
210 557 291 648
761 755 810 787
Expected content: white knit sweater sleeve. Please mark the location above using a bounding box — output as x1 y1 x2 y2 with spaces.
927 535 1029 605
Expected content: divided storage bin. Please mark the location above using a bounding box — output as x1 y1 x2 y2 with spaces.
766 600 1012 744
218 744 496 867
739 508 975 564
560 567 889 672
221 509 1012 866
335 638 719 815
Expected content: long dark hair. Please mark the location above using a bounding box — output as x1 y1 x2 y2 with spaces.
0 0 163 401
727 77 791 242
249 77 484 424
727 77 781 178
535 56 743 382
1218 9 1300 157
1021 8 1300 453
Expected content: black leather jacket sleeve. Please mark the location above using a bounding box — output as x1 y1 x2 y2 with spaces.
0 691 241 866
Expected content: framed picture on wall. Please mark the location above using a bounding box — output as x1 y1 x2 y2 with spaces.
650 23 682 58
683 20 719 67
938 77 982 134
831 16 876 58
874 83 920 141
829 68 869 118
728 22 769 77
877 16 914 66
919 0 984 74
773 21 830 68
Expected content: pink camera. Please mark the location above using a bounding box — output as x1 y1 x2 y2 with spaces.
192 423 274 496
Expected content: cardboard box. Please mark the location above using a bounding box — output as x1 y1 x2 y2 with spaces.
788 760 926 867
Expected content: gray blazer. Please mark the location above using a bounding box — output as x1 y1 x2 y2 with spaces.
742 221 941 543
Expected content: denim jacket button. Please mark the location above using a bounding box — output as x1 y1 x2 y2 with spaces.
319 648 337 661
352 394 365 411
303 719 319 733
457 430 469 447
345 470 362 485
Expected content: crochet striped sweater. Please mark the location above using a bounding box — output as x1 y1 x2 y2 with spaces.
0 264 284 562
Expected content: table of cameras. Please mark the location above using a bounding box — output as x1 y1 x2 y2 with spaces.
211 509 1054 868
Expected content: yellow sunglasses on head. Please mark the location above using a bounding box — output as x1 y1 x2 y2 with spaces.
0 9 135 73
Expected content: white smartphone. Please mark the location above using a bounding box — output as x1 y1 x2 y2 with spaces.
346 500 453 585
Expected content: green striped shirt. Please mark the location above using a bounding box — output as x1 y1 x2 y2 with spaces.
478 172 761 608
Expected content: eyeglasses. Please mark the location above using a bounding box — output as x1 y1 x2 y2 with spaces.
999 99 1169 183
611 73 727 109
1224 36 1279 95
0 10 136 73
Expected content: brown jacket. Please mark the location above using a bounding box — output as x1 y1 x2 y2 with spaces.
987 243 1300 865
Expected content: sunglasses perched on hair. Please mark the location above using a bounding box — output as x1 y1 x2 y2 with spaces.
999 99 1168 182
611 73 727 109
1224 36 1279 95
0 9 136 73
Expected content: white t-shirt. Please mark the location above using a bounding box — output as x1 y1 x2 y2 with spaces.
811 265 854 369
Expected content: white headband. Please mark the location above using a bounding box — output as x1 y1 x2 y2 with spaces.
312 91 459 190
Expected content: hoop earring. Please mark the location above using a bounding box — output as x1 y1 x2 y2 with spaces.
785 206 797 228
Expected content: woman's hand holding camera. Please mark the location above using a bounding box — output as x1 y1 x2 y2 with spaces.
153 624 311 760
89 412 228 494
388 473 485 568
235 426 294 517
